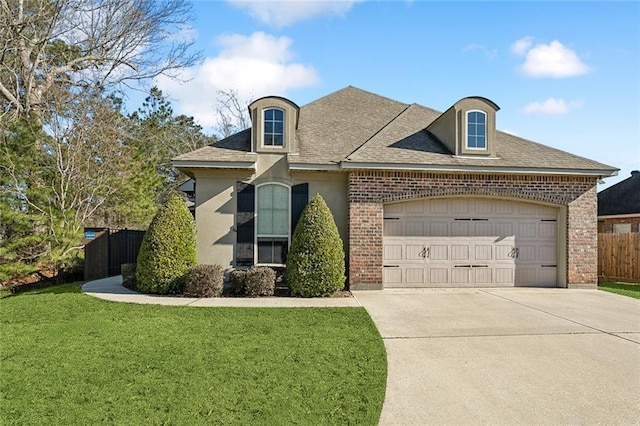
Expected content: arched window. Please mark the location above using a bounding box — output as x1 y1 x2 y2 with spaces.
263 108 284 147
466 110 487 149
256 184 289 264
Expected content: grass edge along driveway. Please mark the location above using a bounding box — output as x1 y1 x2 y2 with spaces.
0 284 387 425
598 281 640 299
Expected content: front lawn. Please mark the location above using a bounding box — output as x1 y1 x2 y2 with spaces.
598 282 640 299
0 284 387 425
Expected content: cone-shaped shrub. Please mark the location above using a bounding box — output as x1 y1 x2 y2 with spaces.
136 195 196 294
286 194 345 297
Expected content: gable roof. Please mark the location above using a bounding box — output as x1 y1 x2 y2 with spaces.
174 86 617 176
598 171 640 216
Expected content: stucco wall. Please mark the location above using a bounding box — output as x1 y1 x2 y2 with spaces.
191 159 348 269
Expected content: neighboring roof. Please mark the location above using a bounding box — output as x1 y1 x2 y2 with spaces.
173 86 617 176
598 171 640 216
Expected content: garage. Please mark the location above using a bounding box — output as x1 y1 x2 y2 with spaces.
383 197 559 288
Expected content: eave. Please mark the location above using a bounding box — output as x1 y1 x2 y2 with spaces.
339 161 619 177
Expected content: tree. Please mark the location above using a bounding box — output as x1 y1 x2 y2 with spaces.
214 89 251 138
0 89 136 279
286 194 346 297
0 0 200 122
136 194 196 295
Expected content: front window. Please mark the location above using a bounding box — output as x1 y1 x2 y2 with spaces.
466 110 486 149
263 108 284 147
257 184 289 264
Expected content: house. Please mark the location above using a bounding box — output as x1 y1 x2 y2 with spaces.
173 86 617 290
598 170 640 233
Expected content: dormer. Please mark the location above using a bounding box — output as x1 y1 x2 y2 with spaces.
248 96 300 154
427 97 500 157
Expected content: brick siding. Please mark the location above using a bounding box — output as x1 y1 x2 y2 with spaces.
598 216 640 233
348 170 597 289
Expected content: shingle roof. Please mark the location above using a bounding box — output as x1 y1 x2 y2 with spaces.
173 86 617 174
598 171 640 215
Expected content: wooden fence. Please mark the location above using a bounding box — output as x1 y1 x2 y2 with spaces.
598 233 640 283
84 228 145 281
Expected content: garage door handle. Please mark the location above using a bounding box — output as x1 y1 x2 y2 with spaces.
419 247 429 259
383 265 399 268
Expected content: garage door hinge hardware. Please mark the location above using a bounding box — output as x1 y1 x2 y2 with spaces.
383 265 399 268
384 217 400 220
454 218 488 221
541 219 557 222
508 248 520 258
541 265 557 268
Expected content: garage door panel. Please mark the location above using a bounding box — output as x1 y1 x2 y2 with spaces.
384 244 402 261
384 268 402 286
430 245 449 260
430 268 448 284
405 222 424 236
475 245 492 260
383 198 558 288
451 245 470 260
474 268 492 284
452 268 470 283
406 268 424 284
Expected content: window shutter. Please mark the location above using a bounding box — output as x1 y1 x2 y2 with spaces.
291 183 309 235
236 182 255 266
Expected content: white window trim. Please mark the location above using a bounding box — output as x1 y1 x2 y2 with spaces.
466 109 487 150
262 107 285 148
255 182 291 266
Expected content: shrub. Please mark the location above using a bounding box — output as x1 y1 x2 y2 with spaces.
244 267 276 297
183 264 224 298
136 195 197 295
121 263 137 291
286 194 346 297
229 269 246 296
229 267 276 297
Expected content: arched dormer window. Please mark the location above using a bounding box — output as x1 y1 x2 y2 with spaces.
263 108 284 147
248 96 300 154
466 110 487 150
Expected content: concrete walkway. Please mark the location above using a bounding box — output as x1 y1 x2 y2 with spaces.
82 275 361 307
353 288 640 425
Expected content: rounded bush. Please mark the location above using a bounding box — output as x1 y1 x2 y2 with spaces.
286 194 346 297
184 264 224 297
244 267 275 297
136 195 197 295
229 267 276 297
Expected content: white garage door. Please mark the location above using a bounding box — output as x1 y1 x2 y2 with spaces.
383 198 558 288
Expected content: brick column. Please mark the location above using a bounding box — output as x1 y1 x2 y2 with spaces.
566 185 598 288
348 200 383 290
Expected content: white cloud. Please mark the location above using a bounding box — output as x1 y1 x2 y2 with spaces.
510 36 533 56
156 32 319 129
227 0 361 27
522 98 584 115
512 38 590 78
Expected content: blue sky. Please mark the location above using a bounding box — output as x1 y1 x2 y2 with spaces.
148 1 639 190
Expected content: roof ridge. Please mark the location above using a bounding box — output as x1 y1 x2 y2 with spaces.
345 103 413 161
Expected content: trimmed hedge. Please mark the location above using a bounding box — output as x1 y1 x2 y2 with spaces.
136 195 197 295
286 194 345 297
229 267 276 297
184 264 224 298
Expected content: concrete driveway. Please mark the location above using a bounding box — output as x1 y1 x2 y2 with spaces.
353 288 640 425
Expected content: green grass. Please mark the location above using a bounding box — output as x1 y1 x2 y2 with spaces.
0 284 387 425
598 282 640 299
